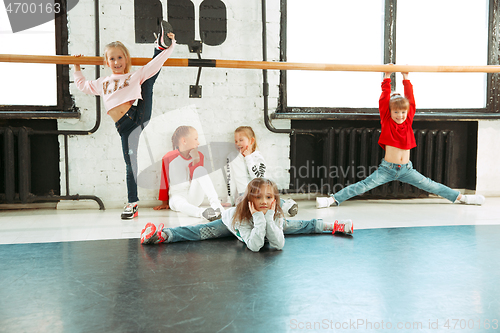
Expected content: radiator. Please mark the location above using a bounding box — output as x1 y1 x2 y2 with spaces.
0 126 105 209
321 127 455 199
0 127 31 204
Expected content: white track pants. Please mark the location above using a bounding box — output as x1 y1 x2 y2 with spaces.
169 167 222 218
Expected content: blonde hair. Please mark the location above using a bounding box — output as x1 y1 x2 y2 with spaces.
104 41 132 74
232 178 283 229
172 126 196 150
235 126 257 153
389 92 410 111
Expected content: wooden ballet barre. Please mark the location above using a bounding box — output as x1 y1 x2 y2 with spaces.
2 53 500 72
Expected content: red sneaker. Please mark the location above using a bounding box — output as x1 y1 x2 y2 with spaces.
141 223 156 244
333 219 353 235
156 223 166 243
141 223 167 244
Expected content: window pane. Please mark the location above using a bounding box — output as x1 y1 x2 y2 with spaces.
287 0 385 108
0 7 57 106
396 0 488 109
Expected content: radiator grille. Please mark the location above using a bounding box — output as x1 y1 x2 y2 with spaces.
321 127 454 198
0 127 31 203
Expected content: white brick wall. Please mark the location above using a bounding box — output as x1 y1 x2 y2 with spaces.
61 0 500 208
60 0 291 208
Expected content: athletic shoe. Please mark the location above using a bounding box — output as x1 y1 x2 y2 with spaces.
202 207 222 221
282 198 298 217
141 222 156 244
316 196 336 209
333 219 353 235
156 223 167 243
121 202 138 219
461 194 486 205
154 20 173 49
141 223 167 244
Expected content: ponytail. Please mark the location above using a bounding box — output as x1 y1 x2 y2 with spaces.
171 126 195 150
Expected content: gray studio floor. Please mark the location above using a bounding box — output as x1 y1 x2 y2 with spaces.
1 197 500 332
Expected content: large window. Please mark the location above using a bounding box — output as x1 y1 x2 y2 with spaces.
287 0 384 108
395 0 488 109
0 0 72 116
283 0 497 118
0 19 57 106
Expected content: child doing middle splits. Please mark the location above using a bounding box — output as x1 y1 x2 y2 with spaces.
153 126 224 221
143 178 353 252
317 69 485 208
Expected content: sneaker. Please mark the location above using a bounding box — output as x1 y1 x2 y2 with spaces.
121 202 138 219
141 223 167 244
282 198 298 217
202 207 222 221
316 196 336 209
333 219 353 235
461 194 486 205
154 20 173 49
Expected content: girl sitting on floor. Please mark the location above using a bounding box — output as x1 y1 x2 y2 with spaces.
153 126 225 221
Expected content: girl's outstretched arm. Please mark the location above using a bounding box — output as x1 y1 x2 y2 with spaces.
379 69 392 120
136 39 177 84
73 61 103 96
402 72 416 122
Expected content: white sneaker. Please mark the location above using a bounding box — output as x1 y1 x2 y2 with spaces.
461 194 486 205
202 208 222 221
316 197 335 209
121 202 138 219
282 198 298 217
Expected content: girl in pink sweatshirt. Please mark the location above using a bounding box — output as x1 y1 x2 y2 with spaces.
73 21 176 219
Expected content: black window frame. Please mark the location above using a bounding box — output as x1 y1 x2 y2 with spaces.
277 0 500 121
0 0 77 120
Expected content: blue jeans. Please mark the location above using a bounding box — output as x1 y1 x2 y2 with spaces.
115 48 161 203
163 218 326 243
333 159 460 205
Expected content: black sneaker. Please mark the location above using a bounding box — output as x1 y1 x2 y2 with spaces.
202 207 222 221
121 202 138 219
154 20 174 49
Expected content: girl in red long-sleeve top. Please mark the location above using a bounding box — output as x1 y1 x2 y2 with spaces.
316 68 485 208
153 126 225 221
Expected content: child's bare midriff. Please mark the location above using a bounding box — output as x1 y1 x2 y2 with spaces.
384 145 410 164
108 101 134 122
